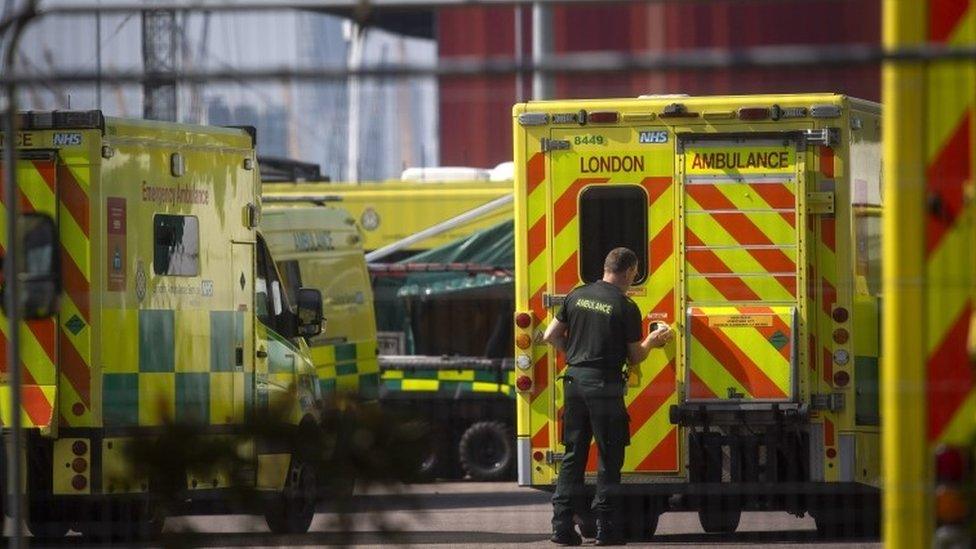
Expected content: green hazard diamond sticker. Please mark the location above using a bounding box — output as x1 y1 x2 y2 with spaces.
65 315 86 336
769 330 789 351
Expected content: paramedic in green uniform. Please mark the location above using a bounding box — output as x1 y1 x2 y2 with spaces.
543 247 673 546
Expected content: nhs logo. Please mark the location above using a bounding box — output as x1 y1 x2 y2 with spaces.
639 130 668 144
53 132 82 146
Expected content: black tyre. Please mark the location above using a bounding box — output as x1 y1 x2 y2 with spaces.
458 421 514 481
414 420 450 481
264 454 318 534
698 499 741 534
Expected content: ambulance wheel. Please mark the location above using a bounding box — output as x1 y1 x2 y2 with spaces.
415 421 449 481
698 499 741 534
458 421 513 481
265 454 318 534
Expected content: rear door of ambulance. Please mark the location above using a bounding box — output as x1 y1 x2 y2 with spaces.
677 135 804 407
526 120 680 480
0 151 63 431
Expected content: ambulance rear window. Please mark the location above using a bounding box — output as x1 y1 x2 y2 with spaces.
579 185 648 284
153 214 199 276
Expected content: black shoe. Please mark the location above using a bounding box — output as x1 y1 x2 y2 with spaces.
574 513 597 539
595 521 627 546
550 529 582 546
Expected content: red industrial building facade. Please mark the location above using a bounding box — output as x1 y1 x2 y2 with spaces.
437 1 880 168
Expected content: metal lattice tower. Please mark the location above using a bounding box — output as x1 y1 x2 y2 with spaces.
142 8 178 121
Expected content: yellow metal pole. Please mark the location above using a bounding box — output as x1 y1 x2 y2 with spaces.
882 0 929 546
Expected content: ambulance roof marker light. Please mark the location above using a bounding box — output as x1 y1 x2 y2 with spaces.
811 104 842 119
737 107 770 121
587 111 620 124
659 103 699 119
518 112 549 126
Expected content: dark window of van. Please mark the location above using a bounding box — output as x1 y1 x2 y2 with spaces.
277 260 302 306
153 215 199 276
579 185 648 284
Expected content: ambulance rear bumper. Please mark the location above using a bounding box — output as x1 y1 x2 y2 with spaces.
669 402 806 426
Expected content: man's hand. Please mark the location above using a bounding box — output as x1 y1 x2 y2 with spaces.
648 323 674 348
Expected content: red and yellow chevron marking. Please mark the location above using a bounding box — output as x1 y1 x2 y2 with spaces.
684 178 799 303
687 306 793 401
0 159 58 428
524 151 554 461
546 168 678 474
56 163 93 428
922 2 976 447
0 156 92 430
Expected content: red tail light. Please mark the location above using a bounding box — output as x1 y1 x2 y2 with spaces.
516 375 533 392
826 448 837 459
533 451 545 462
72 440 88 456
832 328 850 344
737 107 770 120
832 307 849 323
833 371 850 387
72 458 88 474
936 446 969 483
515 312 532 329
587 111 619 124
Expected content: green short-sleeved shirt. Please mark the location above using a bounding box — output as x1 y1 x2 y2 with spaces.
556 280 642 368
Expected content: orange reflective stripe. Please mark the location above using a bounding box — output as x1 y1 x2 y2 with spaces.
636 429 678 471
925 113 970 257
532 423 550 449
688 370 718 399
748 182 796 210
527 217 546 263
32 160 56 192
61 245 91 321
929 0 970 41
60 331 91 408
641 176 671 205
627 361 675 432
526 152 545 194
553 178 607 235
819 146 834 178
648 220 672 276
22 385 53 426
57 165 90 237
927 304 973 441
554 250 579 294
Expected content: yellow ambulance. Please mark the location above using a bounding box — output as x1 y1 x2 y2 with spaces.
259 202 380 399
512 94 882 538
263 172 511 257
0 111 326 538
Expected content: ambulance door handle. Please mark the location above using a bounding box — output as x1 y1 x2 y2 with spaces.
256 348 269 359
235 347 244 366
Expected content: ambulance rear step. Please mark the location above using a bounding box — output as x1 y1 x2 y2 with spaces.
670 401 806 427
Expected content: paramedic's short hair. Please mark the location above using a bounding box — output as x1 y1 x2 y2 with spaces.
604 247 638 274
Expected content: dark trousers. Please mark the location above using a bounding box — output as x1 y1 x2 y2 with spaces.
551 365 630 531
